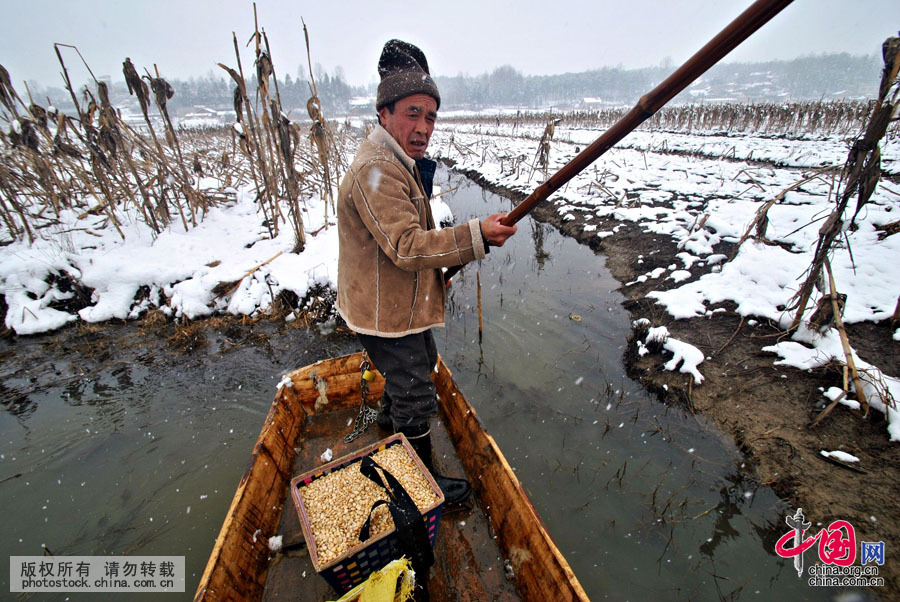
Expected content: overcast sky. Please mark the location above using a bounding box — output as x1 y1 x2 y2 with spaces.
1 0 898 91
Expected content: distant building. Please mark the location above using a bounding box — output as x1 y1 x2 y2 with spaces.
348 96 375 114
579 97 605 110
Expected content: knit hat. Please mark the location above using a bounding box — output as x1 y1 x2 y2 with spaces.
376 39 441 111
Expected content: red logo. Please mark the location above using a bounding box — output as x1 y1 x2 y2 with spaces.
776 519 856 566
776 509 857 577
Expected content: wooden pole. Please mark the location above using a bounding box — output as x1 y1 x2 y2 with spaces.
445 0 794 281
502 0 794 228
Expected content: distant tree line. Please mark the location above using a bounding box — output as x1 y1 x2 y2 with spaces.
33 63 367 120
31 52 880 118
435 52 881 109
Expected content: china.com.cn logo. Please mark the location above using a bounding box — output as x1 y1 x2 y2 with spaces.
775 508 885 587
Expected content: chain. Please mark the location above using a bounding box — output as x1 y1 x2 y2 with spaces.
344 359 379 443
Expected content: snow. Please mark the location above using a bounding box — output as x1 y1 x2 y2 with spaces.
663 337 706 384
823 386 859 410
429 186 452 228
820 450 860 463
366 165 383 192
635 324 706 384
267 534 283 552
181 117 221 129
648 242 807 321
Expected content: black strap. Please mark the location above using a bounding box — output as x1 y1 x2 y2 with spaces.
358 455 434 573
358 499 390 541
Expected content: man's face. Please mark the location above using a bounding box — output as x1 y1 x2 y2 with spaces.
378 93 437 160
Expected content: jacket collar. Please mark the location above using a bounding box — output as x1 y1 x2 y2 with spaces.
416 158 436 199
370 124 416 174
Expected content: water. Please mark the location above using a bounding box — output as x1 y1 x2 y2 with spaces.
0 165 858 600
0 325 358 600
431 166 850 600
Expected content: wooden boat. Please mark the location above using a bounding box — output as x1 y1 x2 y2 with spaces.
195 351 588 601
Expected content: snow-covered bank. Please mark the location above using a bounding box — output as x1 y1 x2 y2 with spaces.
431 121 900 442
0 173 453 336
1 188 331 334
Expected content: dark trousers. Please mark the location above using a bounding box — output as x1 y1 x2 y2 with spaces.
357 330 438 430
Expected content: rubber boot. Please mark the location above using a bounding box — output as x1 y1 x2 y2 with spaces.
376 392 393 431
399 423 472 505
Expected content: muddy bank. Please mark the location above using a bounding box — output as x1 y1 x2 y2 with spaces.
449 161 899 596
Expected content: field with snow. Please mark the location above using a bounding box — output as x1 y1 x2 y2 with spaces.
0 123 452 336
3 110 898 440
3 111 899 436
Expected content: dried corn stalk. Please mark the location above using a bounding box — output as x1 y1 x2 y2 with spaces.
788 36 900 330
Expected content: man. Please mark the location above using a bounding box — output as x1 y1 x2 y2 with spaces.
336 40 516 504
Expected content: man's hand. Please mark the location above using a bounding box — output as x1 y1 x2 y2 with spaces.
480 213 518 247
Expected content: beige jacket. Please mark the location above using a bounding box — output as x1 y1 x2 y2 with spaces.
336 125 486 337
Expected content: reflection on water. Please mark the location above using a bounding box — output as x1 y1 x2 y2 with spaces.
0 165 855 600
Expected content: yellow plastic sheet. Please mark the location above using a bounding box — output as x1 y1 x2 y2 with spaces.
328 557 416 602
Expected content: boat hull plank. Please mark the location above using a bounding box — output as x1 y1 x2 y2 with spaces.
434 361 589 601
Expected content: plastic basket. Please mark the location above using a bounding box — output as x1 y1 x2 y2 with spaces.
290 433 444 594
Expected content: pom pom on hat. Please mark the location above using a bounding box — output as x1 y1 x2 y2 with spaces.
376 39 441 110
